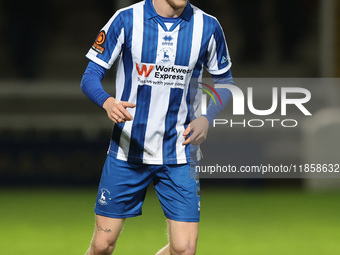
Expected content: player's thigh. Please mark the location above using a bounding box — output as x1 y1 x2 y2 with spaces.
95 155 153 218
154 163 200 222
91 214 125 245
167 219 199 251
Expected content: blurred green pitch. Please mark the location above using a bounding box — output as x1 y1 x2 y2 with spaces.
1 187 340 255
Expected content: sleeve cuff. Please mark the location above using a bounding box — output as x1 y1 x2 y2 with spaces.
207 62 232 76
86 52 112 70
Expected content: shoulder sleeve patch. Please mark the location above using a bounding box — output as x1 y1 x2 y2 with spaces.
92 30 106 54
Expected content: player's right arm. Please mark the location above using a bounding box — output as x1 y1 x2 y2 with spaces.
82 11 135 123
102 97 135 123
81 60 135 124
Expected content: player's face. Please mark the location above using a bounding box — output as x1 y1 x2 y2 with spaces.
165 0 188 10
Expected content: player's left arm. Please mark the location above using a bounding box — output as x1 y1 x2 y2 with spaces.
182 71 233 146
183 17 233 146
182 116 209 146
202 70 234 125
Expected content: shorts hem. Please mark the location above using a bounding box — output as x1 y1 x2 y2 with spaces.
95 209 141 219
164 213 200 223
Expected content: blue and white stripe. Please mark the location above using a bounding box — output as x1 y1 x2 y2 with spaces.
86 0 231 164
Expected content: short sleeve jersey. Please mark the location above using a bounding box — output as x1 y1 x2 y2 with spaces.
86 0 232 165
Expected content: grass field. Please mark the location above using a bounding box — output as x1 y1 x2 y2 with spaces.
1 187 340 255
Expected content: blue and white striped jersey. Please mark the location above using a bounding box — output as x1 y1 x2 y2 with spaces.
86 0 232 165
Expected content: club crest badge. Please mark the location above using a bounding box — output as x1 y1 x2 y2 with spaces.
98 188 111 206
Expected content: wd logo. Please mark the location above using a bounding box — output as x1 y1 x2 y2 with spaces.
135 63 154 77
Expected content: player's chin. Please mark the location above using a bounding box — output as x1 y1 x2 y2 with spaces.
168 0 188 9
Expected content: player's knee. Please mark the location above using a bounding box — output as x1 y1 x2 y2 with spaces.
91 238 116 255
170 241 197 255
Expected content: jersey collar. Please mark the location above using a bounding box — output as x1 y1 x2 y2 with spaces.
144 0 193 22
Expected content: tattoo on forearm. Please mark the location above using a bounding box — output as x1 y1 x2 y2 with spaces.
98 226 112 234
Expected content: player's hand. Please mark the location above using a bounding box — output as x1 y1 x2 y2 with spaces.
182 116 209 146
102 97 136 124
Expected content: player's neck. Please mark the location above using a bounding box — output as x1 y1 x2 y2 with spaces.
152 0 186 18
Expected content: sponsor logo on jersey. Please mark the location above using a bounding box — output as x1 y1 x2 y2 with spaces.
162 35 173 46
92 30 106 54
163 35 173 42
221 56 228 64
136 63 154 77
136 62 192 87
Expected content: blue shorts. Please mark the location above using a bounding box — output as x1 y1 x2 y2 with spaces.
95 155 200 222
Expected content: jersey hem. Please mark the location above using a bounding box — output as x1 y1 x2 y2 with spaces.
108 149 190 165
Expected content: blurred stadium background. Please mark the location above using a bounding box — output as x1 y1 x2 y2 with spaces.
0 0 339 254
